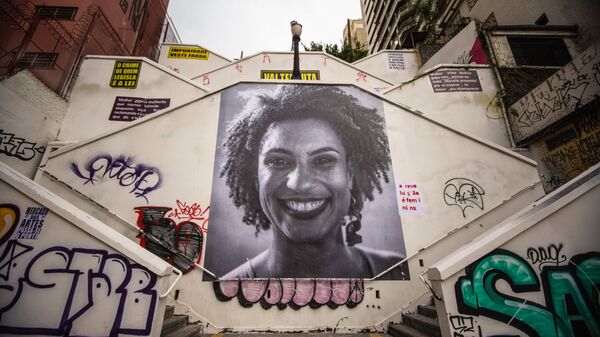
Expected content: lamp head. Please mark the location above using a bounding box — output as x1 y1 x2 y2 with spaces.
290 20 302 38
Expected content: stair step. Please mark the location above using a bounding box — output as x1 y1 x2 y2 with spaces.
162 315 189 335
417 304 437 319
163 323 201 337
200 334 393 336
164 305 175 319
388 324 431 337
402 313 441 337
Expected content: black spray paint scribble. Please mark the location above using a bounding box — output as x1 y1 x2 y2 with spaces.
70 154 162 203
526 243 567 271
443 178 485 218
0 130 45 161
449 314 480 337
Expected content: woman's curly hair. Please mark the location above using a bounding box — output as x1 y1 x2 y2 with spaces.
220 84 392 234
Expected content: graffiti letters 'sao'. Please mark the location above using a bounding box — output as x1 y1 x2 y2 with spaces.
71 154 162 203
0 130 45 161
443 178 485 217
455 249 600 337
0 240 157 336
134 205 204 273
214 279 364 310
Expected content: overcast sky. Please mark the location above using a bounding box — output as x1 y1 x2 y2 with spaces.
168 0 363 60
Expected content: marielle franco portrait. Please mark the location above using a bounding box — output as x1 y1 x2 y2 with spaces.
204 83 408 280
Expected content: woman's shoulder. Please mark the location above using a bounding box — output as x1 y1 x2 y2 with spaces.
220 250 269 279
352 246 409 280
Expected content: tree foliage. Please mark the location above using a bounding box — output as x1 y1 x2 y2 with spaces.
303 40 369 63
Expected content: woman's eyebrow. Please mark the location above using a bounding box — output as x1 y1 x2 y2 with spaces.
264 148 293 156
308 147 341 156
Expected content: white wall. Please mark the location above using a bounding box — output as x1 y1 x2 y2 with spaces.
190 51 394 93
59 56 207 141
157 44 231 79
384 65 511 148
353 50 420 85
0 162 173 337
35 82 541 332
0 70 67 179
428 164 600 337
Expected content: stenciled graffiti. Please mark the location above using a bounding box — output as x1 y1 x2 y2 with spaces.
71 154 162 203
214 279 364 310
134 205 204 273
15 206 48 240
455 249 600 337
526 243 567 271
0 130 45 161
0 240 157 336
0 204 19 246
443 178 485 217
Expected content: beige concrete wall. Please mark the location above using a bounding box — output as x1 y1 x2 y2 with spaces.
353 50 420 85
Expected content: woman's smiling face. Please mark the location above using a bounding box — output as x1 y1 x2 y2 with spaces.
258 118 352 243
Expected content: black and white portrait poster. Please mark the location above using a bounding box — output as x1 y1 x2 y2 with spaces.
204 83 408 280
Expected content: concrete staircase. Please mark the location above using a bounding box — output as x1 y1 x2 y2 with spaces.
388 303 441 337
162 305 202 337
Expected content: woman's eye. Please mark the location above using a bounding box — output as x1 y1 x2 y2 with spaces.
313 156 336 166
265 158 290 169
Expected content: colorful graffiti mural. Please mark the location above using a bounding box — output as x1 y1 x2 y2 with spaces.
214 279 364 309
455 249 600 337
71 154 162 203
134 204 205 273
0 240 158 336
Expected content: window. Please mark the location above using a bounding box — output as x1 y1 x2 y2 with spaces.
508 37 571 67
18 52 58 68
36 6 78 20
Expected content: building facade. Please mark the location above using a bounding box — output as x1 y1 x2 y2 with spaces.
0 0 174 97
343 18 368 48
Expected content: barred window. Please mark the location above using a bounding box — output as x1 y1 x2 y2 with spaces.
508 37 571 67
36 6 78 20
18 52 58 68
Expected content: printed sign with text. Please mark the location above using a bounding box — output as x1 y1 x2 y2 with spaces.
429 70 482 93
109 96 171 122
168 46 209 60
261 70 320 81
110 60 141 89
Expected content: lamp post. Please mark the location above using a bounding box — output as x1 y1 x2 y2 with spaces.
290 20 302 80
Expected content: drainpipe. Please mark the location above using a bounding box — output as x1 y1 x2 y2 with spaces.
482 29 517 148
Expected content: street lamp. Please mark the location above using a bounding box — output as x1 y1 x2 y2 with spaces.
290 20 302 80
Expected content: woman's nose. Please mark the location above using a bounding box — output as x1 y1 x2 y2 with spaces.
286 164 316 192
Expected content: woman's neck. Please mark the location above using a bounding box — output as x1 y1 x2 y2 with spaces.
257 226 360 277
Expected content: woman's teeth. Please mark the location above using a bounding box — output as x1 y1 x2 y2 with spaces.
285 199 326 212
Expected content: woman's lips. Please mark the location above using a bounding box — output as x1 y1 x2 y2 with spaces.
279 198 329 219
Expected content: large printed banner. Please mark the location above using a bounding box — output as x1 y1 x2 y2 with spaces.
167 46 209 60
204 84 408 280
260 70 320 81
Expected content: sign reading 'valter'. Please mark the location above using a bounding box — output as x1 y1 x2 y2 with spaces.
168 46 209 60
110 60 141 88
261 70 320 81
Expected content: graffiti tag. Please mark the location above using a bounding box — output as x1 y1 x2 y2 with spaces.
214 279 364 309
0 204 20 246
0 130 45 161
455 249 600 337
167 200 209 231
0 240 157 336
71 154 162 203
134 206 204 273
443 178 485 217
526 243 567 270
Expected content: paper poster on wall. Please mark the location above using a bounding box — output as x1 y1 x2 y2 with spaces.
429 70 482 93
204 83 408 280
109 60 141 88
397 182 425 216
387 52 405 70
15 206 48 240
109 96 171 121
167 46 209 60
260 70 320 80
